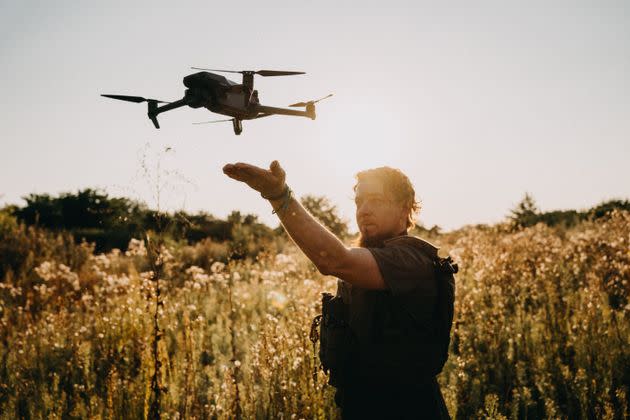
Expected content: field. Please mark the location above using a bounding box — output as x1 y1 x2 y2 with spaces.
0 210 628 419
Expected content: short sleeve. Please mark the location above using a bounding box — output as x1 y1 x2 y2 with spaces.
368 244 436 296
367 238 438 325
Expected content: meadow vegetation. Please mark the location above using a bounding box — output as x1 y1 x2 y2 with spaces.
0 202 628 418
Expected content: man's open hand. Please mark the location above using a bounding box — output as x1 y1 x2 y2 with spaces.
222 160 286 198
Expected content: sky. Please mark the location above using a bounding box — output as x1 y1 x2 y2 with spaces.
1 0 628 232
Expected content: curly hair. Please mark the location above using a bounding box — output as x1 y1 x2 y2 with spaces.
354 166 421 229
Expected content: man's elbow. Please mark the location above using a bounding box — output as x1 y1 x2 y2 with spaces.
315 260 336 276
314 249 349 277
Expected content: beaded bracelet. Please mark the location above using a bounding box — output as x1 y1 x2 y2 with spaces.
266 186 293 215
261 185 289 201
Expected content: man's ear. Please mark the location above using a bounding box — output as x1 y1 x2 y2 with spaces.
399 203 410 228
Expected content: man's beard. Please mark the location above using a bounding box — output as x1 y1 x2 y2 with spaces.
357 230 408 248
357 232 389 248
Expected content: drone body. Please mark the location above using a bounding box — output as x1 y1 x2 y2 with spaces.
102 68 332 135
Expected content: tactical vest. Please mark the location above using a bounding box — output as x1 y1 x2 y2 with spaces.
311 238 457 387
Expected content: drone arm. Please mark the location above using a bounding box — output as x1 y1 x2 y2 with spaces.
254 105 315 120
153 98 189 115
147 98 190 129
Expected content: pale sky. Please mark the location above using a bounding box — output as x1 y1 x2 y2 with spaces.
1 0 628 231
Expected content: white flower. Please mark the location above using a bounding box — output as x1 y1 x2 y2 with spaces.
275 253 297 271
125 238 147 257
267 290 288 311
210 261 225 273
292 356 303 370
34 261 54 281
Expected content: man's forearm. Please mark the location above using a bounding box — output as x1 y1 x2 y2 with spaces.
269 195 348 274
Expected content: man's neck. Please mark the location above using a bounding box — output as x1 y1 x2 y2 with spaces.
358 230 407 248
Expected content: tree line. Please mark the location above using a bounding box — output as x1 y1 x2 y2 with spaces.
2 189 351 253
508 193 630 229
2 188 628 253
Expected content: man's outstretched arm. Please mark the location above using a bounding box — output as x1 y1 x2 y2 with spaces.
222 161 385 289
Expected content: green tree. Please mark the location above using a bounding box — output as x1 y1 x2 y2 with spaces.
588 199 630 220
300 195 349 239
14 189 147 251
509 193 540 228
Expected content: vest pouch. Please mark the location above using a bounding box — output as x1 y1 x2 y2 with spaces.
359 292 436 383
319 292 351 386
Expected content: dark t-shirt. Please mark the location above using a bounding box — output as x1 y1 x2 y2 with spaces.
335 235 450 419
336 235 439 347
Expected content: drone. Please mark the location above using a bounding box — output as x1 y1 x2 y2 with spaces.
101 68 332 135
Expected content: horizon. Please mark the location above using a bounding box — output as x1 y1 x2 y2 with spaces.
3 185 626 233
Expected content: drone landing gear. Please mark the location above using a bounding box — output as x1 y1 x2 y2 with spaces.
306 103 316 120
232 119 243 135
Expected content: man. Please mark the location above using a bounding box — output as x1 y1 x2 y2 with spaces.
223 160 451 419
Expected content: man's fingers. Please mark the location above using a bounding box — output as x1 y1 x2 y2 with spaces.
241 165 268 178
270 160 285 180
223 162 276 190
222 164 241 178
224 171 249 182
229 162 269 178
223 164 252 182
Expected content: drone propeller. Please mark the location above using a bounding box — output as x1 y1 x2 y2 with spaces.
191 67 305 77
101 94 169 104
192 118 234 125
289 93 333 107
193 113 274 125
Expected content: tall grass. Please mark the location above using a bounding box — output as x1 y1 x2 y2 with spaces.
0 210 628 418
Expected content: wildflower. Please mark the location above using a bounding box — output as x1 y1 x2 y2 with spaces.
34 261 54 281
210 261 225 273
292 356 302 370
125 238 147 256
10 287 22 297
275 253 297 271
140 271 155 280
267 290 288 311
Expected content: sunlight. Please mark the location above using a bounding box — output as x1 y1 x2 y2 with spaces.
322 104 408 175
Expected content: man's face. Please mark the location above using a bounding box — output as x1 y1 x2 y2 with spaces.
355 178 407 247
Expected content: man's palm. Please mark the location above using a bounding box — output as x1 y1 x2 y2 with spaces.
223 160 286 197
